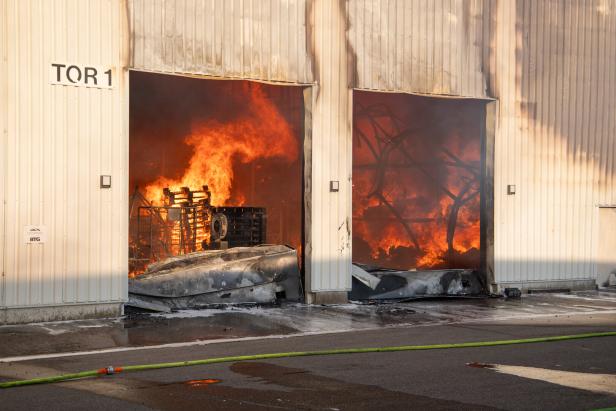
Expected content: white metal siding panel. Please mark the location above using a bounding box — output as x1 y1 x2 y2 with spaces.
3 0 128 308
308 0 352 291
492 0 616 285
0 0 7 306
347 0 493 98
129 0 314 84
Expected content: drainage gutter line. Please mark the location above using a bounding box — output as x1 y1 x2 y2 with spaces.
2 331 615 389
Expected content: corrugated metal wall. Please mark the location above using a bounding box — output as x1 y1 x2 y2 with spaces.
1 0 128 308
347 0 494 99
492 0 616 286
129 0 313 84
1 0 7 306
308 0 352 291
3 0 614 313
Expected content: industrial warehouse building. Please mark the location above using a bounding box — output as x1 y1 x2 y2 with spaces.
1 0 615 323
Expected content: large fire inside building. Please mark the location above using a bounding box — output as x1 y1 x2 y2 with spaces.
128 74 304 281
126 74 487 310
352 92 484 271
124 75 306 310
2 0 615 322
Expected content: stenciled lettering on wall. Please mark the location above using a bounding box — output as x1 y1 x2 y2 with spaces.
50 63 113 89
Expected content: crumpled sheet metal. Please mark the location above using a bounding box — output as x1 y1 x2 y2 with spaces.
128 245 301 311
350 264 484 301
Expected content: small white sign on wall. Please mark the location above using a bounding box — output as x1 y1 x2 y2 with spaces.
24 225 47 244
50 63 113 89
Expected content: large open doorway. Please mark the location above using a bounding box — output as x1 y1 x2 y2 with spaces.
128 72 305 307
352 91 491 295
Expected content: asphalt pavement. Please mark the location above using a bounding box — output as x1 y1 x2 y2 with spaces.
1 293 616 410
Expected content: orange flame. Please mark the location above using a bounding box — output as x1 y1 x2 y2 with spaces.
352 92 482 270
144 83 298 206
129 79 303 277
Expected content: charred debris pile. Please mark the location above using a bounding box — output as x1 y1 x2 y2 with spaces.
126 185 484 312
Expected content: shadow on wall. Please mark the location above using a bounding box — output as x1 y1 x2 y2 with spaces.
513 1 616 187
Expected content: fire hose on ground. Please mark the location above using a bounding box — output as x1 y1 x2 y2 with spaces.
1 331 615 389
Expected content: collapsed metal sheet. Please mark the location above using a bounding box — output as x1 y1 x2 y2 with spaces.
350 264 484 301
128 245 301 311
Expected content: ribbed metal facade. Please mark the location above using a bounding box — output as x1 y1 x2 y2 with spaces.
1 0 128 309
129 0 313 84
347 0 493 98
307 0 352 291
1 0 615 319
0 0 7 307
491 0 616 287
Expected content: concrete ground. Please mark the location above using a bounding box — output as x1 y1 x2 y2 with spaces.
1 291 616 410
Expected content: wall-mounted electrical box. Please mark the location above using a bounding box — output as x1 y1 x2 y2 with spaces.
330 180 339 192
100 175 112 188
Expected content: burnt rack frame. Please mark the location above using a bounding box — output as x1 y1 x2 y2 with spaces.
352 98 489 272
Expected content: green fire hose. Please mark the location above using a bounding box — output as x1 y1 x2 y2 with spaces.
1 330 615 389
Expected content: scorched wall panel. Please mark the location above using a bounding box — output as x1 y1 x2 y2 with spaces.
2 0 128 308
129 0 313 84
347 0 494 98
308 0 352 292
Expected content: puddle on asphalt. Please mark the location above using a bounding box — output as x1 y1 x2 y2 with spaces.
124 362 495 410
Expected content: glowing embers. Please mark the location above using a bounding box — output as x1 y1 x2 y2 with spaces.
352 92 484 270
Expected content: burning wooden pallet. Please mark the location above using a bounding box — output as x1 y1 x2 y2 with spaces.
129 186 266 277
